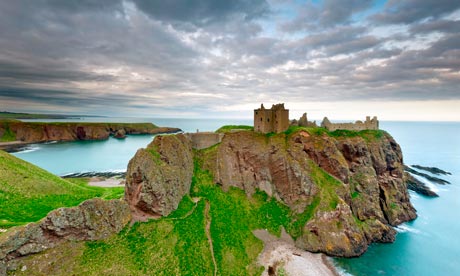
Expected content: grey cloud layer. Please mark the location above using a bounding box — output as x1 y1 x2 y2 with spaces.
0 0 459 116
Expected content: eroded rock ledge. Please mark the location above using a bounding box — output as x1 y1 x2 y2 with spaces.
0 199 130 264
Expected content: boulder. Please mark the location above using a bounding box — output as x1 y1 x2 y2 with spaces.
114 129 126 139
0 199 130 262
125 134 194 220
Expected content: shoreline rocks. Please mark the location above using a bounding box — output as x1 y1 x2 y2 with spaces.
404 172 438 197
404 165 450 185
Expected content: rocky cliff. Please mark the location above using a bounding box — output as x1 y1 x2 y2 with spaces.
0 120 180 144
125 134 194 220
125 128 416 257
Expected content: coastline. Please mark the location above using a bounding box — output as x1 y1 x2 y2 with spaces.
254 229 339 276
0 141 30 151
0 128 181 153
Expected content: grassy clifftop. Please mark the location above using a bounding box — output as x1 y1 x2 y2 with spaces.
0 150 123 228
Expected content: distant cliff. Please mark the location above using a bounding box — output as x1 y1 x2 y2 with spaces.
125 127 416 257
0 120 180 144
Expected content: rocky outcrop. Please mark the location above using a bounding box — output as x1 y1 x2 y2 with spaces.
114 128 127 139
404 165 450 185
0 120 180 144
199 130 416 257
125 134 194 220
404 172 438 197
411 165 451 175
0 198 130 263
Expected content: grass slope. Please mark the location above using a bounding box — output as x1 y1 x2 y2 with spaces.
0 150 123 228
216 125 254 133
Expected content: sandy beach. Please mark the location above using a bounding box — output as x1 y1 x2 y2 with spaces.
88 177 125 187
254 229 338 276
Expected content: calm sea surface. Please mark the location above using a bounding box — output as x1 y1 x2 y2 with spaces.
13 119 460 275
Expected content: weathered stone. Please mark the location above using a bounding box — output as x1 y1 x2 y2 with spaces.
321 116 379 131
295 202 369 257
41 198 131 241
404 172 438 197
125 134 194 220
113 129 126 139
254 103 289 133
0 199 130 263
205 131 317 213
0 260 5 275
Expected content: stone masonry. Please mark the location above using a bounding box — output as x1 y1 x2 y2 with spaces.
254 103 289 133
321 116 379 131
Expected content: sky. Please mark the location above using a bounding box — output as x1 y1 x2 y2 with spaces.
0 0 459 121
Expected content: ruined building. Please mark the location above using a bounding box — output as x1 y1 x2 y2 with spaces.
321 116 379 131
254 103 289 133
291 113 317 127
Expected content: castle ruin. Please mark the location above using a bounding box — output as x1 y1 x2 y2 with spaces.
321 116 379 131
254 103 289 133
290 113 317 128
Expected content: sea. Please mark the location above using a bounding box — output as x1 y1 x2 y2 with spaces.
12 118 460 276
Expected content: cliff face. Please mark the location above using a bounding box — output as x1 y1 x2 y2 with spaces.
0 120 180 143
200 130 416 257
124 128 416 257
125 134 194 220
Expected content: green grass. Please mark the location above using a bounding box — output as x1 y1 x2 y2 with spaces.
0 151 124 228
216 125 254 133
327 129 385 141
284 125 385 142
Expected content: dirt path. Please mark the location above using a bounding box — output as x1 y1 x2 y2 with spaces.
205 201 218 276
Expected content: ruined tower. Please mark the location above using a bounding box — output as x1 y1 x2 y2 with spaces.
254 103 289 133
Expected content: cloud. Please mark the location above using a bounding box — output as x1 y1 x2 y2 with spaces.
373 0 460 24
0 0 459 119
410 20 460 34
281 0 374 32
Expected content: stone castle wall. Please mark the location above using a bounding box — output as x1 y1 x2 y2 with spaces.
321 116 379 131
184 132 224 150
254 103 289 133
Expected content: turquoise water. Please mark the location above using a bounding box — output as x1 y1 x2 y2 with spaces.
12 119 460 275
14 118 252 175
335 121 460 276
13 135 154 176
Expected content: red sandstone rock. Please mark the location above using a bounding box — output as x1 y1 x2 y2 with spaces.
125 134 194 220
